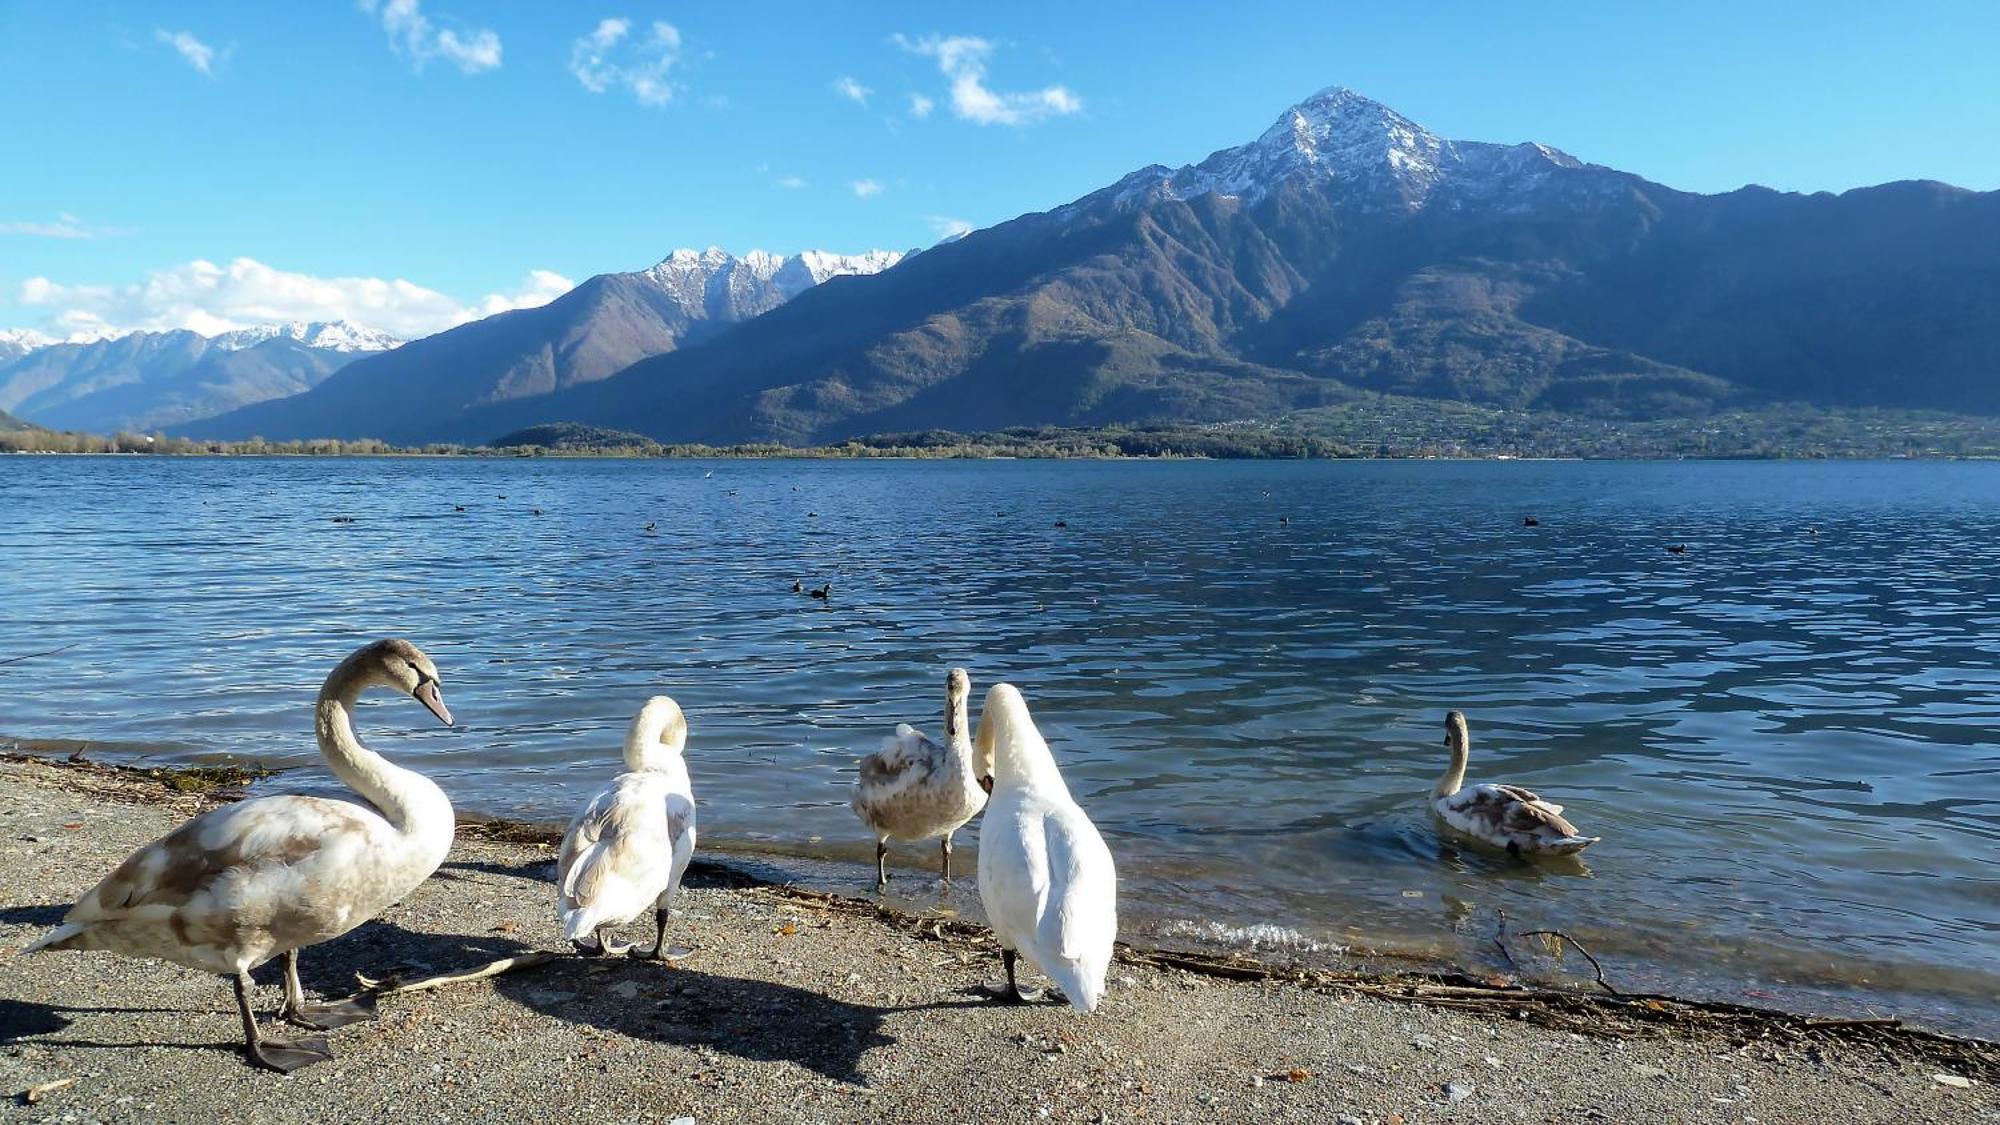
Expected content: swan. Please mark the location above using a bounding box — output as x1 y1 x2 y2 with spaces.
975 683 1117 1012
23 639 457 1072
1430 710 1599 855
850 668 989 892
554 696 697 959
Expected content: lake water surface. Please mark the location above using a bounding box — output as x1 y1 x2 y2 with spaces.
2 456 1995 1034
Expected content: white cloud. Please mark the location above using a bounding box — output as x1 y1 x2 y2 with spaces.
0 213 134 240
892 34 1081 126
775 175 807 190
851 179 884 199
155 29 217 76
360 0 501 75
908 93 935 119
570 17 682 106
833 75 871 106
926 215 974 241
17 258 574 341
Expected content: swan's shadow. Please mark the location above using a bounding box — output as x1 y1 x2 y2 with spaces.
494 957 971 1083
0 903 67 927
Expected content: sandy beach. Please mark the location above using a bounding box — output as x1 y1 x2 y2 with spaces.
0 755 1992 1124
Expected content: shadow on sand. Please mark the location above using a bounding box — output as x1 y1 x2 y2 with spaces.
493 955 975 1084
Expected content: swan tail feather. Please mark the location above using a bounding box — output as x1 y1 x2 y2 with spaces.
1546 835 1600 854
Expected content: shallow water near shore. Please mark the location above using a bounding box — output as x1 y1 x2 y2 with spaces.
2 455 1996 1035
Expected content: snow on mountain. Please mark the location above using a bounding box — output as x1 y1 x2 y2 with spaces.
0 328 57 363
1087 87 1597 214
637 247 905 324
209 320 404 353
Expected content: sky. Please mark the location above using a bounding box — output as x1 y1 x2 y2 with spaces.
4 1 1998 340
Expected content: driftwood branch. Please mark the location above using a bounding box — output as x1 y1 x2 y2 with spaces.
354 951 556 997
1513 928 1623 997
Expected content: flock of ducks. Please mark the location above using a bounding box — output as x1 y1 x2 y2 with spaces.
21 639 1595 1073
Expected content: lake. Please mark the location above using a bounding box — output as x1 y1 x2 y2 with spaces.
1 455 1995 1034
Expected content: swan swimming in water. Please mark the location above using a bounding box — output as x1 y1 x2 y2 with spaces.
24 639 458 1072
975 683 1117 1012
850 668 989 892
1430 710 1599 856
555 696 697 959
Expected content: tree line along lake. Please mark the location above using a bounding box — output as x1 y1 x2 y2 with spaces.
1 455 1995 1035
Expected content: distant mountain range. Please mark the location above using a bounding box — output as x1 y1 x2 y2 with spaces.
179 248 904 441
0 321 402 434
25 86 2000 446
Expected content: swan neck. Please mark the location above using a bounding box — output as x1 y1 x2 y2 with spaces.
315 678 442 833
987 697 1068 797
623 706 688 774
1435 733 1468 798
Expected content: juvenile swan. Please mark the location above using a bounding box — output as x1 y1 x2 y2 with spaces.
975 683 1117 1012
1431 710 1600 855
556 696 697 959
850 668 990 892
24 639 457 1073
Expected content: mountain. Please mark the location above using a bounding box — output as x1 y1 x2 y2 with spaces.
181 248 905 441
0 329 56 365
426 87 2000 445
0 321 401 434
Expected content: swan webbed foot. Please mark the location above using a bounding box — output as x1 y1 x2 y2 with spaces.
631 942 696 963
282 994 378 1030
991 948 1045 1003
248 1034 333 1073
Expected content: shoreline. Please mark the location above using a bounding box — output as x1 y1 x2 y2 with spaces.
1 753 1994 1123
8 746 1996 1043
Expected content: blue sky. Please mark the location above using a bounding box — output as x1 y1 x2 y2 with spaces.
5 1 1998 339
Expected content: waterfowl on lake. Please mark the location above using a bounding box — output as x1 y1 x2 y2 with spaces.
809 583 831 600
976 683 1117 1012
555 696 697 961
24 639 458 1072
1430 710 1598 856
1666 543 1687 554
791 579 803 593
850 668 989 893
643 522 656 533
1523 516 1540 526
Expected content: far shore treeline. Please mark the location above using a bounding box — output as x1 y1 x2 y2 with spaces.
8 405 2000 461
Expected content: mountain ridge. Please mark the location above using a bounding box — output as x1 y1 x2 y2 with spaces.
180 247 905 440
186 88 2000 445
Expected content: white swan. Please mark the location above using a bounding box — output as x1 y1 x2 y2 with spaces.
23 639 457 1072
1431 710 1600 855
850 667 989 892
556 696 697 959
975 683 1117 1012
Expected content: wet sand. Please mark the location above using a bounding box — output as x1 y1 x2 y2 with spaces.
0 756 1993 1124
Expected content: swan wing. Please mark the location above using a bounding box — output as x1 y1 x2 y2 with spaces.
43 796 392 966
1039 803 1118 964
1445 784 1585 840
558 777 682 936
852 726 943 815
1491 783 1563 816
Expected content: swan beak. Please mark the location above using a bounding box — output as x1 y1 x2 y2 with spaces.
415 680 454 726
977 775 994 795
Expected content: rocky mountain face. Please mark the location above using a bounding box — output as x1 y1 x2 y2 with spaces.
412 87 1998 446
0 322 400 434
180 249 904 441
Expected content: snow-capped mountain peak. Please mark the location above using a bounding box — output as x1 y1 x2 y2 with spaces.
636 247 906 323
1092 86 1592 214
0 327 57 362
209 320 403 353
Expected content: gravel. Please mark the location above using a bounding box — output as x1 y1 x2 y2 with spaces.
2 758 1994 1124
